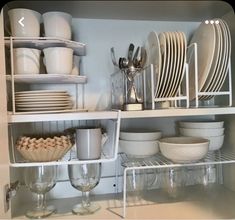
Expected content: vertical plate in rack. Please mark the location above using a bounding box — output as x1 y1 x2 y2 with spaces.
161 32 175 98
145 31 161 96
199 20 223 100
188 21 216 100
172 31 187 97
158 32 171 98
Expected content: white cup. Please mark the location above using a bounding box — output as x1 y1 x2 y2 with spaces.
43 47 73 74
76 128 108 160
42 11 72 39
13 48 41 75
71 55 80 75
8 8 41 37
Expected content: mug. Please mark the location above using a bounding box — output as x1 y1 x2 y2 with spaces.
76 128 108 160
43 47 73 74
42 11 72 39
8 8 41 37
13 48 41 75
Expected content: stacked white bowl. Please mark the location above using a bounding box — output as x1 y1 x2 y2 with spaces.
179 121 224 151
119 130 162 158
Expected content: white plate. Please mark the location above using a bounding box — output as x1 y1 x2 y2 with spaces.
14 109 88 115
17 105 73 111
16 101 71 107
145 31 161 95
15 92 70 97
158 32 171 98
162 32 175 98
155 32 166 97
172 32 186 97
200 21 222 95
15 90 68 94
188 21 216 100
15 96 71 101
166 32 178 97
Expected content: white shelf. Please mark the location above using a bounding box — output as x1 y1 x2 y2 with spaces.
8 110 119 123
8 107 235 123
120 107 235 119
6 74 87 84
4 37 86 56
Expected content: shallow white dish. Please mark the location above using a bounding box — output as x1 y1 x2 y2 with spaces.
159 136 209 163
120 130 162 141
179 127 224 137
179 121 224 129
119 139 159 158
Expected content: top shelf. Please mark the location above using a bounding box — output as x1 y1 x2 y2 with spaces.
4 37 86 56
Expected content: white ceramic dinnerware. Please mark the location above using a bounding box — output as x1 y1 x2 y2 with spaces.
159 136 209 163
120 130 162 141
119 139 159 158
8 8 41 37
188 19 231 101
43 11 72 39
179 120 224 151
13 48 41 75
43 47 73 74
15 90 73 112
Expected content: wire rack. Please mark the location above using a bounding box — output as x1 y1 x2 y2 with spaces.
120 150 235 218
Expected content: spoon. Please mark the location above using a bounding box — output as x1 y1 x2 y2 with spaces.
110 47 118 67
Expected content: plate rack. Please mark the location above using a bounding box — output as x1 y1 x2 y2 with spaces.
6 36 87 115
188 42 233 107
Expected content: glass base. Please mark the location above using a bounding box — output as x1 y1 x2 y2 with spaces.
72 203 100 215
25 205 56 219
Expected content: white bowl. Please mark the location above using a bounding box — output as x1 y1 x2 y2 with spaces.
179 121 224 129
159 137 209 163
119 139 159 158
207 135 224 151
179 127 224 137
120 130 162 141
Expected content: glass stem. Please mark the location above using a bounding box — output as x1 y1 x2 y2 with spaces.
36 193 46 210
81 191 90 208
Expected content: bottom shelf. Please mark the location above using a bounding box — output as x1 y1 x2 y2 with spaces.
12 184 235 219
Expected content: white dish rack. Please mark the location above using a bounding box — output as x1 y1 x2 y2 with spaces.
5 36 87 114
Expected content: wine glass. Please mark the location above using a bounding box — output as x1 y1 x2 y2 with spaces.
24 165 57 219
68 163 101 215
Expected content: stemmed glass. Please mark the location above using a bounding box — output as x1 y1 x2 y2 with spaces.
24 165 57 219
68 163 101 215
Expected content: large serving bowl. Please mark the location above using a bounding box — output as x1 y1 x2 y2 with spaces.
179 121 224 129
120 130 162 141
179 127 224 137
119 139 159 158
159 137 209 163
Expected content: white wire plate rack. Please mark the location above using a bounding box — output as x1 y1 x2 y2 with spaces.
4 37 86 56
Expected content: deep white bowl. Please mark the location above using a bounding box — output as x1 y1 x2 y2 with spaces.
179 127 224 137
119 139 159 158
179 121 224 129
159 137 209 163
120 130 162 141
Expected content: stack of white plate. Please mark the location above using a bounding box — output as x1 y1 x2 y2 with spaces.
119 130 162 158
188 19 231 101
15 90 73 112
145 31 187 98
179 121 224 151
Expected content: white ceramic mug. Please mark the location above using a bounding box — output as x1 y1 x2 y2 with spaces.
76 128 108 160
43 47 73 74
13 48 41 75
8 8 41 37
42 11 72 39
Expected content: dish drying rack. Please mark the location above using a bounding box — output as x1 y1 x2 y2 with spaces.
6 36 87 115
8 112 121 167
119 150 235 218
111 42 232 110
